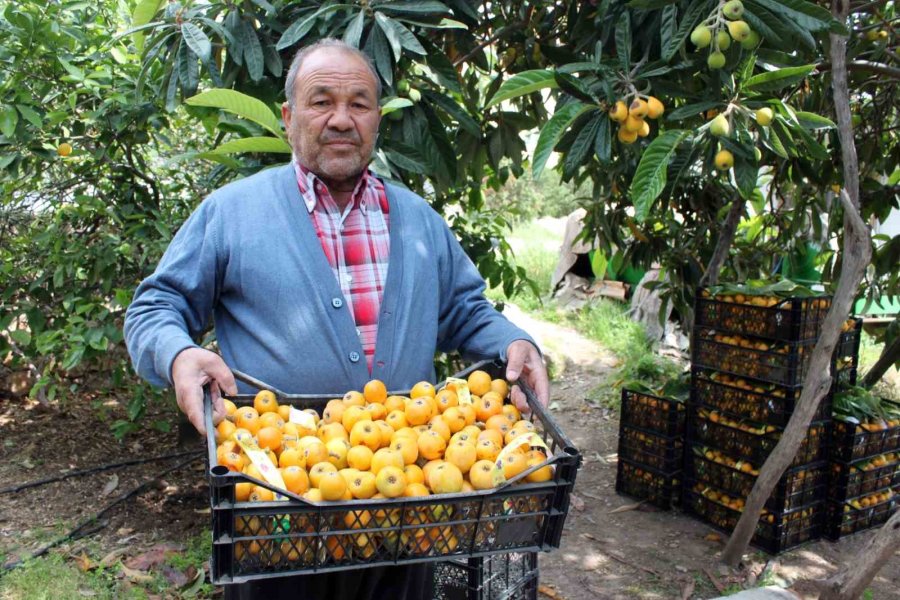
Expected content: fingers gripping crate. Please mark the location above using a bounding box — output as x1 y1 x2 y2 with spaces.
690 368 832 426
433 552 538 600
683 489 822 554
688 407 829 468
828 454 900 501
205 360 581 585
694 292 831 342
685 448 827 512
620 388 686 438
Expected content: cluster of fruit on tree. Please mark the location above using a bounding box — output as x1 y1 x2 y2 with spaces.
689 0 760 70
215 370 555 504
608 96 665 144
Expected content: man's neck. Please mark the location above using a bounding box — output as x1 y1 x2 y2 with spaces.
296 159 366 212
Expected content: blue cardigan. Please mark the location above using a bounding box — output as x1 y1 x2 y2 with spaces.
124 164 535 395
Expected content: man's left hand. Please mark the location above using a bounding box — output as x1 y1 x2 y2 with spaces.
505 340 549 411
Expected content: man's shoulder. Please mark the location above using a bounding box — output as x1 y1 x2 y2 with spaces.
205 164 293 209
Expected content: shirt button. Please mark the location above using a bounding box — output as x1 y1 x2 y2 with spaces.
331 298 343 308
349 351 360 363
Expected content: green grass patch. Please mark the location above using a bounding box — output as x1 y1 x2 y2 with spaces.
0 553 120 600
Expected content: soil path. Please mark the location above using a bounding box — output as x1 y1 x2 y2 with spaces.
499 305 900 600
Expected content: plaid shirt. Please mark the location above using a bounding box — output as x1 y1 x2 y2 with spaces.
293 161 390 373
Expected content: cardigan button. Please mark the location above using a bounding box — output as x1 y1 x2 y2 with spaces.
331 297 343 308
348 351 360 363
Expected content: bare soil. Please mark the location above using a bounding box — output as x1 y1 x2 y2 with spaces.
1 314 899 599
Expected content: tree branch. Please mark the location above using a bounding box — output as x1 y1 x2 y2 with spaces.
817 510 900 599
818 61 900 80
861 324 900 388
700 195 744 288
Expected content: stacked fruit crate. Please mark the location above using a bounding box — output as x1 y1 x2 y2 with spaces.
685 290 832 553
615 388 686 509
824 396 900 540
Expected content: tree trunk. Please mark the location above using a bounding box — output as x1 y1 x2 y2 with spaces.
721 1 873 565
817 510 900 600
861 327 900 388
700 195 744 288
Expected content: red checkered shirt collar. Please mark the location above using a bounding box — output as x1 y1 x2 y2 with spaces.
292 161 388 215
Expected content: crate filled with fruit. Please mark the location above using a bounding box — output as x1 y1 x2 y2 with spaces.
614 459 682 510
694 285 831 343
830 389 900 463
620 386 687 438
692 329 818 388
690 368 832 426
204 360 581 584
683 484 822 554
824 488 898 540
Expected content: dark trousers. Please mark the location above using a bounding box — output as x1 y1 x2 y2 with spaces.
223 563 435 600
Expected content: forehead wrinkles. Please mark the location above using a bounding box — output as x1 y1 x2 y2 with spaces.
297 69 376 99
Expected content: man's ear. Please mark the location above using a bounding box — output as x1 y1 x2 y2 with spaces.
281 102 292 129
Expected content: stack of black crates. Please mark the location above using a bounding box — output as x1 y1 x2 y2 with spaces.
685 291 834 553
615 388 686 509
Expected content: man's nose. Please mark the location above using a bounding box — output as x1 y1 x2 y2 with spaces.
326 104 354 130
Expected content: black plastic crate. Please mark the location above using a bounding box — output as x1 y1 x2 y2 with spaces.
688 407 829 468
694 292 831 342
615 458 681 510
683 488 822 554
433 552 538 600
830 415 900 463
828 454 900 501
685 447 827 512
824 491 898 540
617 424 684 473
691 330 816 388
834 318 862 361
205 360 581 585
690 368 832 426
620 388 686 438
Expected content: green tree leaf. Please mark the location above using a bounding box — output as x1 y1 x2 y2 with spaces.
486 69 558 109
181 22 211 61
277 4 351 50
344 9 366 47
795 111 835 130
630 130 690 222
662 0 713 62
9 329 31 346
211 136 292 154
381 97 414 116
615 11 631 70
0 107 18 138
186 89 283 138
744 65 816 93
239 21 265 82
376 1 450 15
532 101 592 178
751 0 843 33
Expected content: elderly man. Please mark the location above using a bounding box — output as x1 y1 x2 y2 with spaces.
124 38 548 599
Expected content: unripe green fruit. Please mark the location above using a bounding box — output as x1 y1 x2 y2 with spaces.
716 30 732 50
691 25 712 48
740 29 761 49
754 147 762 162
397 80 410 94
715 149 734 171
708 51 726 69
408 88 421 102
755 107 774 126
723 0 744 20
727 21 751 42
865 30 880 42
710 114 731 137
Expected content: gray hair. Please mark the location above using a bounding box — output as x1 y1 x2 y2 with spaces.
284 38 382 107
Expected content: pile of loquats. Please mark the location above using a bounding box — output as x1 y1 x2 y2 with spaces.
214 370 555 505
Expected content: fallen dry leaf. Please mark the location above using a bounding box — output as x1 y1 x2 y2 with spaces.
704 532 723 543
569 494 585 511
101 474 119 497
73 551 94 573
124 543 185 571
609 501 644 514
681 579 695 600
538 584 564 599
161 564 189 588
99 548 127 568
120 565 155 584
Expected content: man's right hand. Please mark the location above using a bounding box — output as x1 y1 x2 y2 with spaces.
171 347 238 435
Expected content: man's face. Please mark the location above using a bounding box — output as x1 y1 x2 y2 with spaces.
282 49 381 186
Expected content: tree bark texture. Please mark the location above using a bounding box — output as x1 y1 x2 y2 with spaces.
700 195 744 288
722 1 872 563
817 510 900 600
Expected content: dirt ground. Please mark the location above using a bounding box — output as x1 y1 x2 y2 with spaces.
1 313 899 599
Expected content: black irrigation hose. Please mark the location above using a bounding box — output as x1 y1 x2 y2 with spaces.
0 453 205 574
0 450 204 495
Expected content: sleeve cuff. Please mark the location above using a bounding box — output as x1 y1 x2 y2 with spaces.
156 335 199 387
